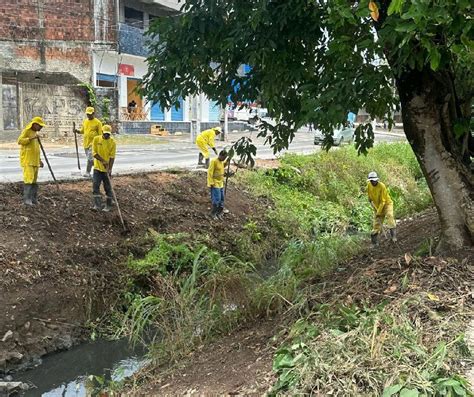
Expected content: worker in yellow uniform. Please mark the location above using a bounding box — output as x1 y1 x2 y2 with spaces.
17 117 46 206
207 149 229 219
75 107 103 177
91 125 116 211
196 126 222 168
367 171 397 246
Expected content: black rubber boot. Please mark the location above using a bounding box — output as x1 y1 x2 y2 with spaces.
103 197 113 212
390 228 397 243
23 184 34 206
32 183 39 205
210 204 219 220
370 233 379 247
198 153 204 165
205 158 210 169
217 206 224 220
92 196 103 211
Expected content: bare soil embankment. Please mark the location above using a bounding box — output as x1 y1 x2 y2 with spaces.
0 171 268 373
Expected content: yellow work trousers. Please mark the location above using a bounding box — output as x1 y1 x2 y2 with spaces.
196 137 210 159
23 166 39 184
372 203 396 234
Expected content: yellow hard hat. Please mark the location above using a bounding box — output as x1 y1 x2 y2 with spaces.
85 107 95 115
31 116 46 127
214 126 222 133
102 125 112 134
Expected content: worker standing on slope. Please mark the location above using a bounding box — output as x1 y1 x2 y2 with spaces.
208 149 228 219
75 107 103 177
92 125 116 212
17 117 46 206
367 171 397 246
196 126 221 168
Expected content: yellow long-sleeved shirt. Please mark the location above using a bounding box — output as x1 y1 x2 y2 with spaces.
367 181 393 215
17 127 40 167
207 158 227 188
92 135 116 172
79 118 103 149
197 129 217 149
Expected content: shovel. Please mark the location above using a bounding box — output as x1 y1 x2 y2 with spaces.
104 171 130 235
37 136 60 191
71 122 83 176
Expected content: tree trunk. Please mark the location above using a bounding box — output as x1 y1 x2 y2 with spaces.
395 68 474 252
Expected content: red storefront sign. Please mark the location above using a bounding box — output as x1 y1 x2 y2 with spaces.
118 64 135 76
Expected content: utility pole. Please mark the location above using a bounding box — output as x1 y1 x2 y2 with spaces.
223 104 229 142
190 94 201 143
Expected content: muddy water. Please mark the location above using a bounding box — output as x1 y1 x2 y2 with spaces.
12 339 145 396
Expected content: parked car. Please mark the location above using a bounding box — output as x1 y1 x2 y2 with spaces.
314 126 355 146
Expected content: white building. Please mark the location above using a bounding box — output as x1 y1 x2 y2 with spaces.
93 0 222 132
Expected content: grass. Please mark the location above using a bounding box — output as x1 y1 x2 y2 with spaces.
238 142 432 238
117 234 260 363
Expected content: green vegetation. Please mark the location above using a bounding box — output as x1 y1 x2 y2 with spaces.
118 233 259 362
238 143 431 238
271 297 471 396
107 143 470 394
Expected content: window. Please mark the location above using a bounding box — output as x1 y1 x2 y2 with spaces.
96 73 117 88
124 7 144 29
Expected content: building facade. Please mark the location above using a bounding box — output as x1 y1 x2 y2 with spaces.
0 0 221 139
94 0 222 134
0 0 117 139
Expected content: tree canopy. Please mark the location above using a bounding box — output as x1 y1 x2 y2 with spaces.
142 0 472 153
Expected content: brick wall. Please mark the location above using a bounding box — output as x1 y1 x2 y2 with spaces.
0 0 116 42
0 0 117 82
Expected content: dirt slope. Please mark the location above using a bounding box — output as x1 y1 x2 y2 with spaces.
135 209 473 395
0 171 267 373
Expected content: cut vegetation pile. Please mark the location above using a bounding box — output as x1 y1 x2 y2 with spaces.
272 221 473 395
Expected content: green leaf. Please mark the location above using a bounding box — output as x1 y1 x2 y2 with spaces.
400 388 420 397
388 0 404 15
382 384 403 397
273 351 295 370
429 48 441 71
452 384 467 396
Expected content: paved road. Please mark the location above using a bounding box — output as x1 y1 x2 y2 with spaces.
0 131 405 183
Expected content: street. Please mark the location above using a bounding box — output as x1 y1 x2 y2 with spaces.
0 130 405 183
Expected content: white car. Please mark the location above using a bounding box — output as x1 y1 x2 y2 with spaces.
314 126 355 146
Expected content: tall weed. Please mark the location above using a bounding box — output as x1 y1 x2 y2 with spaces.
238 143 432 237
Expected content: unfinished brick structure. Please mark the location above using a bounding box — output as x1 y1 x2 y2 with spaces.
0 0 117 138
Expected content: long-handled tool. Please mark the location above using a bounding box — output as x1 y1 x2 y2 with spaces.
37 136 60 190
73 122 81 171
371 201 391 241
224 155 232 196
104 172 130 234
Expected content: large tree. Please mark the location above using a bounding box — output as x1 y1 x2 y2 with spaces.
142 0 473 251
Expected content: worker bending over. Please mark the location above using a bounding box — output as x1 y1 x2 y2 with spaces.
17 117 46 206
367 171 397 246
75 107 103 177
196 126 221 168
207 149 228 219
92 125 116 212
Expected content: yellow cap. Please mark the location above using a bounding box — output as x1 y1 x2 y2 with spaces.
102 125 112 134
85 107 95 115
214 126 222 133
31 116 46 127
